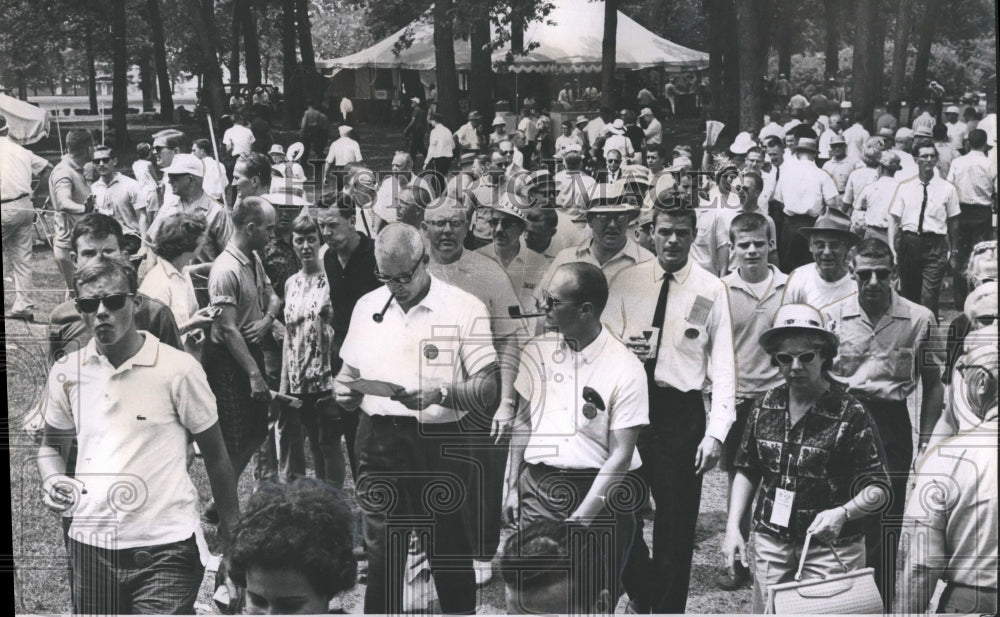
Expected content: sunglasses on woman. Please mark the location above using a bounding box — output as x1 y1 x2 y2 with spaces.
975 315 997 327
75 293 134 314
774 349 821 365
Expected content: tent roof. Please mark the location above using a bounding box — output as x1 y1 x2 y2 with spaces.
0 93 50 145
316 0 707 73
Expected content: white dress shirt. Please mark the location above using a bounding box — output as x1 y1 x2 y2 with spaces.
888 175 961 235
222 124 255 156
325 137 363 166
855 175 900 229
535 238 655 307
946 150 996 206
426 124 455 162
773 158 839 216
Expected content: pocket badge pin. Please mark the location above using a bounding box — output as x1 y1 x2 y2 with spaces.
582 403 598 419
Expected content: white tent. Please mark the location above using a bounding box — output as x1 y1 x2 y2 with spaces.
0 93 50 145
316 0 707 73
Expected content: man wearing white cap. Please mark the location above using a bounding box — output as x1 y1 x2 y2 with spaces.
489 114 508 148
821 134 863 195
728 132 755 168
639 108 662 152
324 125 363 189
842 110 871 162
147 153 233 279
944 104 969 152
601 119 635 163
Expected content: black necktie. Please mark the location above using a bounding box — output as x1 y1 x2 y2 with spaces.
645 272 670 376
917 182 928 234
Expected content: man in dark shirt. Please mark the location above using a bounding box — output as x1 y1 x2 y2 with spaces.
318 192 380 479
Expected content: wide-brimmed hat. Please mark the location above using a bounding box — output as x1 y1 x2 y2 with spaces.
606 119 625 135
792 137 819 153
829 134 847 146
268 144 285 155
945 105 961 115
484 195 527 222
459 152 477 167
526 168 556 194
913 126 934 139
575 115 589 127
895 127 914 141
286 142 304 162
587 182 640 214
729 132 756 155
467 111 483 121
410 97 420 104
799 208 860 243
759 303 839 351
263 178 311 207
161 153 204 177
492 115 506 127
620 165 653 188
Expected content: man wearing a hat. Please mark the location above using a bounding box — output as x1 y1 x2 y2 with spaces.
526 168 588 258
772 136 840 271
601 119 635 163
821 133 863 195
267 143 306 186
842 136 884 216
424 111 455 192
444 151 481 200
888 141 961 317
820 237 944 610
781 208 859 309
477 196 550 307
853 151 902 244
324 125 363 191
455 110 485 153
535 183 653 306
464 150 517 251
1 114 51 320
488 114 508 148
945 128 996 308
147 153 233 282
944 104 969 152
639 108 662 152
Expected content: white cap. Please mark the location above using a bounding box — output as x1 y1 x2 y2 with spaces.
945 105 961 114
338 125 352 137
268 144 285 155
161 153 204 177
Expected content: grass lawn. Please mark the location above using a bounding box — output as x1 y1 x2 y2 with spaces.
6 113 959 613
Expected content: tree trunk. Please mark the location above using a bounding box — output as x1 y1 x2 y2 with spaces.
434 0 460 128
187 0 226 121
705 0 724 120
737 0 769 130
721 0 740 129
239 0 262 91
85 24 99 115
908 0 941 106
823 0 839 78
111 0 129 148
230 0 242 96
470 12 494 118
296 0 316 72
510 1 524 55
148 0 173 121
851 0 879 128
869 5 886 107
281 0 297 123
600 0 618 109
139 49 155 112
887 0 913 116
17 70 27 100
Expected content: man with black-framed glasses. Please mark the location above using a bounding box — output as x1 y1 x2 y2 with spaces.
822 237 944 610
37 254 238 614
333 223 499 613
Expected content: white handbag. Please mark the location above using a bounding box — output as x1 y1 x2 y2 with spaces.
766 531 883 614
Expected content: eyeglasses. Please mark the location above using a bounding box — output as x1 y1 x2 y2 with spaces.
424 218 466 229
975 315 998 327
487 217 520 230
153 146 167 153
774 349 822 365
374 254 424 285
540 290 580 311
75 293 133 314
92 157 111 164
854 268 892 281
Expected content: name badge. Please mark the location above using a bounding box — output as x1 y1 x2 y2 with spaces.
770 488 795 528
687 295 713 326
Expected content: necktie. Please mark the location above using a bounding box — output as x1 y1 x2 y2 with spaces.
917 182 928 234
645 272 671 376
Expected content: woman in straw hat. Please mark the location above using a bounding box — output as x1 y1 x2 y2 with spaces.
722 303 890 612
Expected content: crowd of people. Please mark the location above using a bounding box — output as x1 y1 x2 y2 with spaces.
1 72 997 616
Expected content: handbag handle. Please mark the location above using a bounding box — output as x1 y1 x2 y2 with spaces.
795 531 850 581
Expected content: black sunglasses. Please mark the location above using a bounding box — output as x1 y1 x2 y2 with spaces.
855 268 892 281
774 349 821 365
975 315 997 327
75 293 133 314
92 157 111 164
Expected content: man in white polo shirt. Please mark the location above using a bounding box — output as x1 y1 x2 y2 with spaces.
37 255 238 614
334 223 499 614
222 115 255 158
781 208 860 310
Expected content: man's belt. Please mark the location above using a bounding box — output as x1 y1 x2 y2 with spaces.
1 193 30 204
958 202 992 209
902 230 946 237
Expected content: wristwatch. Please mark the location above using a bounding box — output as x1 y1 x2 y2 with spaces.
438 383 449 406
839 505 852 521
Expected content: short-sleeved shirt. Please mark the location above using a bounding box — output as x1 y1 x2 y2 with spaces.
477 243 551 309
734 383 890 541
554 171 597 210
781 263 857 310
92 173 144 235
44 333 218 549
773 159 839 217
283 271 334 394
148 193 233 264
842 123 870 162
822 156 863 194
0 135 48 200
515 328 648 470
200 156 228 202
131 160 159 212
603 258 737 443
428 250 524 339
49 155 92 249
455 122 482 151
947 150 996 206
223 124 255 156
339 275 497 424
888 175 961 235
427 124 455 160
690 203 735 277
324 137 363 166
902 423 998 589
723 267 788 397
842 166 879 210
323 235 380 347
855 175 900 229
945 120 969 152
208 243 272 341
535 238 654 308
139 257 199 327
823 291 937 402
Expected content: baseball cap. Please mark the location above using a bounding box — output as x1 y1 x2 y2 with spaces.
162 153 204 177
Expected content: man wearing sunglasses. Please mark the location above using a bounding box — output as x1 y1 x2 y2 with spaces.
506 262 649 606
422 196 524 586
476 196 550 309
333 223 499 613
37 254 239 614
90 146 147 238
822 238 943 610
